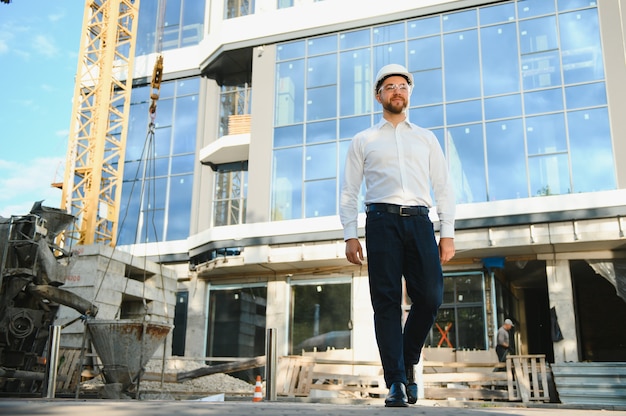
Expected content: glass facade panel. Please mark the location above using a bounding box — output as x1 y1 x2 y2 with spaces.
526 113 567 154
272 1 613 218
306 120 336 144
308 35 337 55
484 94 522 120
340 48 372 116
529 154 570 196
305 143 336 180
207 286 267 365
479 2 516 25
428 273 486 350
291 281 351 353
519 16 558 55
517 0 555 18
481 23 519 96
486 119 528 200
444 30 480 101
276 60 305 125
411 70 443 106
443 9 477 32
136 0 204 55
559 9 604 84
308 54 337 88
408 36 441 72
120 78 198 245
305 179 337 217
407 16 440 38
446 100 482 126
448 124 487 203
565 82 606 109
522 51 561 90
307 86 337 121
568 108 616 192
524 88 563 114
272 147 303 221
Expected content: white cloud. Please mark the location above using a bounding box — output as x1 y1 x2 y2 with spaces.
0 39 7 54
0 156 64 217
48 12 65 23
33 34 58 58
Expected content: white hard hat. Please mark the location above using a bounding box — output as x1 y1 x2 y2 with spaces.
504 319 514 326
375 64 413 92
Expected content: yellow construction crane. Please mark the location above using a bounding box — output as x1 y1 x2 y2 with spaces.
60 0 140 247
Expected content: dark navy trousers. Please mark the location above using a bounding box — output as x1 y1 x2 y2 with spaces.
365 209 443 388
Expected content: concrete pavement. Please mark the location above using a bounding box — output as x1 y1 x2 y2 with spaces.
2 399 626 416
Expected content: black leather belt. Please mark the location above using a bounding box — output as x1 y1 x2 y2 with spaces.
366 203 429 216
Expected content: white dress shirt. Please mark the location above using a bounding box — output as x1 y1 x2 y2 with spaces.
340 117 455 241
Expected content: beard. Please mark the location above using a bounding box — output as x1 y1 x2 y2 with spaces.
382 96 407 114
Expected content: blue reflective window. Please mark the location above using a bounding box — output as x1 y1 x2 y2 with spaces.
524 88 563 114
407 16 440 38
443 9 477 32
558 0 597 11
522 51 561 90
559 9 604 84
340 48 372 116
340 29 370 49
447 124 487 203
274 124 303 147
277 40 305 60
272 147 303 220
486 119 528 200
374 42 406 69
305 179 337 217
480 2 516 25
446 100 482 125
526 113 567 154
308 35 337 55
481 24 520 96
484 94 522 120
565 82 606 109
306 120 336 144
408 36 441 71
373 22 405 44
444 30 481 101
518 0 556 18
307 86 337 121
340 116 370 139
413 105 443 128
167 175 192 240
569 108 615 192
276 60 305 125
529 154 570 196
306 142 336 180
519 16 558 54
412 70 443 105
308 54 337 88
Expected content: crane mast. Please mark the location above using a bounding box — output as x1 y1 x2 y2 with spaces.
61 0 140 247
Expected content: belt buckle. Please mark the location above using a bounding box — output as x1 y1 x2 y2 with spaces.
399 206 411 216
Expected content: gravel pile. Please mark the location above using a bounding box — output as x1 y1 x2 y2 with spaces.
81 358 258 399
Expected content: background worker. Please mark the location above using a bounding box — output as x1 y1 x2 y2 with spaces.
339 64 456 407
496 318 515 362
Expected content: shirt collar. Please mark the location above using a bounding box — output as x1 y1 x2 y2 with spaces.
375 116 413 130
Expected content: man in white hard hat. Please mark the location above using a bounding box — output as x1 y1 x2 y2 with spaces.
340 64 456 407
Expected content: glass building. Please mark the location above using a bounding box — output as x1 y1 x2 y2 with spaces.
115 0 626 381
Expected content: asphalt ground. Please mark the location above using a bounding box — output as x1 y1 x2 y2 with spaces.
2 399 626 416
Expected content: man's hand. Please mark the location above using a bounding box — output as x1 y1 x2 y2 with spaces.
439 237 455 265
345 238 364 265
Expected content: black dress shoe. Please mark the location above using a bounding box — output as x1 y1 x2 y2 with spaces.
406 382 417 404
385 382 408 407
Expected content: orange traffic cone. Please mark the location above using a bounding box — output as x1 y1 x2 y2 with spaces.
252 375 263 402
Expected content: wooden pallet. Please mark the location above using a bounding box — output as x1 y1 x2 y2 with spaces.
507 355 550 403
56 348 83 392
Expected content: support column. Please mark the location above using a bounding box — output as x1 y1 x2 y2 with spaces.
266 279 290 356
545 258 579 363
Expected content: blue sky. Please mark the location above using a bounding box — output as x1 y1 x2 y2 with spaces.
0 2 83 217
